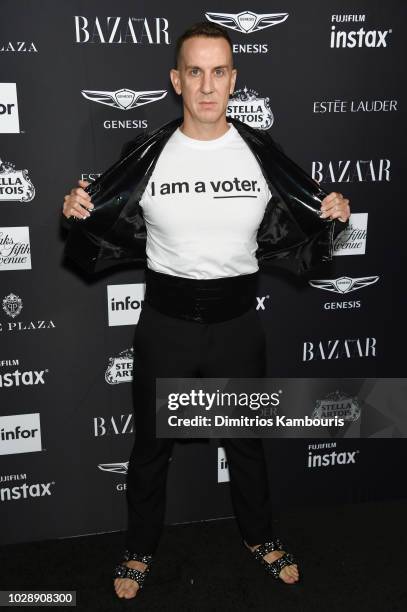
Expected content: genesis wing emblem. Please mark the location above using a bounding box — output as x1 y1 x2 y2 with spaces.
205 11 289 34
81 88 167 110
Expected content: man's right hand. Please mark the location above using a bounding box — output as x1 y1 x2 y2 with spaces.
62 179 94 220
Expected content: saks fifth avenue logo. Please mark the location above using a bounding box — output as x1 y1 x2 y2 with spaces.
312 159 391 183
330 15 392 48
227 87 273 129
309 275 379 310
302 337 376 361
74 16 170 44
307 442 360 468
334 213 368 256
1 293 56 333
312 391 361 422
105 348 134 384
0 160 34 202
0 227 31 270
81 88 167 111
206 11 288 34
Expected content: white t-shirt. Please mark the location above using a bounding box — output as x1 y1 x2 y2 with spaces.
139 122 272 279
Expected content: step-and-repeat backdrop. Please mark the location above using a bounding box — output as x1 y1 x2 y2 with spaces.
1 1 406 545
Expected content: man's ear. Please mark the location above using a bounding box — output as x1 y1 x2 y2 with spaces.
170 68 182 95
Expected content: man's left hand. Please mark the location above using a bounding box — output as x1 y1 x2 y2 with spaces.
320 192 350 222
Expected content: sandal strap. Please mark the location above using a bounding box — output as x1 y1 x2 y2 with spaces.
253 538 284 562
123 549 153 564
262 552 296 580
113 563 150 589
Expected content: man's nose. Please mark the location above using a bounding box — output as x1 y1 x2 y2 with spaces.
201 72 214 94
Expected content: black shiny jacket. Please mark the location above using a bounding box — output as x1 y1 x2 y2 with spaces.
63 116 348 275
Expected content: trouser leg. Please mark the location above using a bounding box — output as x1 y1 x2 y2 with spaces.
202 307 274 545
125 303 200 553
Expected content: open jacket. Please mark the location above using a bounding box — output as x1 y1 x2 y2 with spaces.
63 115 348 276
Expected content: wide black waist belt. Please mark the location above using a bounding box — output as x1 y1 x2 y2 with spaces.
144 268 259 323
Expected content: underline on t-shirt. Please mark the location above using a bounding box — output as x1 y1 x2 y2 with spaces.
212 195 258 199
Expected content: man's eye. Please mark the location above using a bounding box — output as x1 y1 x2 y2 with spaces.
191 69 200 76
215 69 225 76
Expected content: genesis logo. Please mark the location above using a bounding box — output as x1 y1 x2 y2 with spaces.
309 276 379 294
81 88 167 110
98 462 129 474
205 11 288 34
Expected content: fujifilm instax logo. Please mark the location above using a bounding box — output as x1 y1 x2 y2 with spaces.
107 283 145 326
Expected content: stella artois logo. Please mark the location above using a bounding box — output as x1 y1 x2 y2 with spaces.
0 160 35 202
227 86 274 129
105 348 134 384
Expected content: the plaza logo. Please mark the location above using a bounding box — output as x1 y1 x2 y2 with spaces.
93 414 134 437
309 275 379 310
312 391 361 422
334 213 368 256
0 42 38 53
0 160 35 202
74 16 170 44
0 473 55 502
227 86 273 129
313 99 397 113
302 337 376 361
0 413 42 456
0 83 20 133
1 292 56 333
107 283 145 326
0 358 49 388
105 348 134 384
0 227 31 270
206 11 289 54
81 88 167 111
307 441 360 468
312 159 391 183
330 15 392 48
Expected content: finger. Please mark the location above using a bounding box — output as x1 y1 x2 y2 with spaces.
68 190 94 210
78 179 90 188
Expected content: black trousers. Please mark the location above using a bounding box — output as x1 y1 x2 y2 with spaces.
125 300 274 554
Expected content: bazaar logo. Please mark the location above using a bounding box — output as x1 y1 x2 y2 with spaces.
206 11 288 34
105 348 134 385
0 160 35 202
227 87 273 129
81 88 167 111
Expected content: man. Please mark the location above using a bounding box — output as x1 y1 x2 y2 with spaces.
62 22 350 600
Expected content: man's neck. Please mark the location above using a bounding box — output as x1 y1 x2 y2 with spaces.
179 115 230 141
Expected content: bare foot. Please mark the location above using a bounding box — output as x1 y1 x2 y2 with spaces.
114 559 148 599
244 541 299 583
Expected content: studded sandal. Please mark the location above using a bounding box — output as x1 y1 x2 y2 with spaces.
113 549 153 592
243 537 298 581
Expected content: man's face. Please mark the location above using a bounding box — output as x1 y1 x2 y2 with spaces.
170 36 237 125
